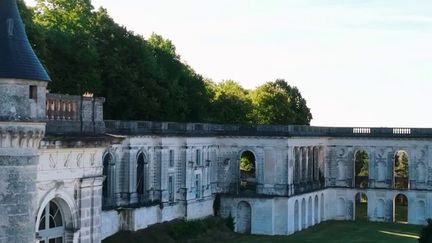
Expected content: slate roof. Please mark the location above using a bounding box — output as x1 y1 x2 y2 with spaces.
0 0 50 81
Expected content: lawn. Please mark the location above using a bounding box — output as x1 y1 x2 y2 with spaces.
233 220 421 243
103 218 422 243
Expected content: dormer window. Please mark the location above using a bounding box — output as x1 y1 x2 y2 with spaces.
29 85 37 101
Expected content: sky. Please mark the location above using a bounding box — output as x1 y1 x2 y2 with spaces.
24 0 432 128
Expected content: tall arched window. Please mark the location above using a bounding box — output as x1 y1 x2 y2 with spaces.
354 150 369 188
136 152 148 202
37 201 64 243
103 153 115 207
394 151 409 189
239 150 256 193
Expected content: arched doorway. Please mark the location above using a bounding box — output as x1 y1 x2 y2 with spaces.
354 150 369 188
354 193 368 221
394 151 409 189
237 201 252 234
136 152 149 203
239 151 256 193
36 200 65 243
394 194 408 223
294 200 299 232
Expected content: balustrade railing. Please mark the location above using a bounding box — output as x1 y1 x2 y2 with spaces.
46 94 80 121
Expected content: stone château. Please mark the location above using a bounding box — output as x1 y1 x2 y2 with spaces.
0 1 430 242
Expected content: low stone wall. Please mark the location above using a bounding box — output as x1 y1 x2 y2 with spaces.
101 198 214 240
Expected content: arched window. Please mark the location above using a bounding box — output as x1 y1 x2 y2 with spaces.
103 153 115 207
394 151 409 189
136 152 148 202
354 193 368 221
239 150 256 193
37 201 64 243
354 150 369 188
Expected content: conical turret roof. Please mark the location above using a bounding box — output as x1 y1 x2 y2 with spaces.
0 0 50 81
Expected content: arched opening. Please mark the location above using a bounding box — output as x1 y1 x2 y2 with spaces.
354 193 368 221
301 198 306 229
394 151 409 189
136 152 149 203
314 195 319 224
307 197 312 227
354 150 369 188
237 201 252 234
102 153 115 207
294 200 299 232
240 150 256 193
36 201 65 243
394 194 408 223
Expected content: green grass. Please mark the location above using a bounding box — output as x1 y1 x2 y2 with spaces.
103 217 422 243
234 221 421 243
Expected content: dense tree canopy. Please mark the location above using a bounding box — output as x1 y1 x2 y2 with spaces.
18 0 312 125
250 79 312 125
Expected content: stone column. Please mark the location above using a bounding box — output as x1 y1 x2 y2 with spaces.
0 123 45 243
79 177 104 243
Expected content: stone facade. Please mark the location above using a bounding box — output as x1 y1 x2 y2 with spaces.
3 90 432 242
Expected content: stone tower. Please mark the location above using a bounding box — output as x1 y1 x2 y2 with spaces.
0 0 50 242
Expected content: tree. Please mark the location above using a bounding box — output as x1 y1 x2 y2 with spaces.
33 0 101 94
208 80 253 124
419 219 432 243
250 79 312 125
19 2 314 125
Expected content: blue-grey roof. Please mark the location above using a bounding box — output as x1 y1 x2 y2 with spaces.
0 0 50 81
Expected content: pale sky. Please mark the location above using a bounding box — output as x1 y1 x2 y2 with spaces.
25 0 432 128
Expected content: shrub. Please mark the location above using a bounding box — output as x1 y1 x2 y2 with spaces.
225 214 235 231
419 218 432 243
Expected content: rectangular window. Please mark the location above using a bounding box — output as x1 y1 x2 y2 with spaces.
168 175 174 202
169 150 174 167
29 85 37 101
196 149 201 166
195 174 202 199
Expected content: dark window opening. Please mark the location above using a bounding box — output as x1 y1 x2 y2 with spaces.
30 85 38 101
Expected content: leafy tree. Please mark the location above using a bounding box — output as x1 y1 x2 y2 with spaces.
32 0 101 94
250 79 312 125
355 150 369 188
208 80 253 124
395 151 408 178
19 2 313 125
355 151 369 177
240 151 255 172
419 219 432 243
